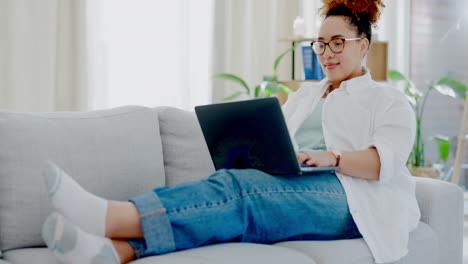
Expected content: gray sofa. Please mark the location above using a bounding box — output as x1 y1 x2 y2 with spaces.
0 105 463 264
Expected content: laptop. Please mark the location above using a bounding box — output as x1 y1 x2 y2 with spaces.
194 97 340 175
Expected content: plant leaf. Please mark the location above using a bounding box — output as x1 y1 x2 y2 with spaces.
265 81 280 95
431 135 451 163
272 43 296 80
388 70 423 100
254 85 261 98
404 94 417 107
213 73 250 95
257 81 268 98
278 83 291 94
222 91 243 101
387 70 407 82
435 78 468 100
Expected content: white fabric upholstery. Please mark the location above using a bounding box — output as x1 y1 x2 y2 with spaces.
0 106 166 250
274 222 438 264
414 177 464 264
3 243 316 264
3 249 58 264
131 243 316 264
155 107 215 186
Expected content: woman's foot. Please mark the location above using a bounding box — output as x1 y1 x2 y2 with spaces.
42 212 120 264
43 161 107 236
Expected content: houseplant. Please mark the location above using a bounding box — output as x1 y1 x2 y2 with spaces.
388 70 468 178
213 44 297 100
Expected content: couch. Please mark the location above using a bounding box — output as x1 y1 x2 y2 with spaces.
0 105 463 264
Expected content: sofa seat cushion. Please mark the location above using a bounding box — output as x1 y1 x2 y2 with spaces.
3 248 59 264
3 243 316 264
0 106 165 251
273 221 437 264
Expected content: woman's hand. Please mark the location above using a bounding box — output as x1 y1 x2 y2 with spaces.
296 151 336 167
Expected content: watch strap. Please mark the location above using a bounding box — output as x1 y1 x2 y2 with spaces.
330 150 342 167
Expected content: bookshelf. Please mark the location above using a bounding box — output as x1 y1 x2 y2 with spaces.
279 37 315 80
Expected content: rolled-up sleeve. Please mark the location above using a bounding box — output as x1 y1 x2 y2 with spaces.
365 93 416 184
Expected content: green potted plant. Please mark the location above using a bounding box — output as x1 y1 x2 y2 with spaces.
213 44 297 100
388 70 468 178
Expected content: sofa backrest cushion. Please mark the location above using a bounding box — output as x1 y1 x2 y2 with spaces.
156 107 215 186
0 106 165 250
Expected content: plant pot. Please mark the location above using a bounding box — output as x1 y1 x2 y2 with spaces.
408 166 440 179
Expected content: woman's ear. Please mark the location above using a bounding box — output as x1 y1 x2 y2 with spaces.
361 38 370 57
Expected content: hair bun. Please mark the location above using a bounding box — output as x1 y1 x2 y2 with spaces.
320 0 385 25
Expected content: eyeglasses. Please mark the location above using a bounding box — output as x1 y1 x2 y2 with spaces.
311 38 364 55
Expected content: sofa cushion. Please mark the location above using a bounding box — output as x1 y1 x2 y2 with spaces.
0 106 165 251
3 243 317 264
414 177 463 264
273 221 437 264
155 107 215 186
3 248 59 264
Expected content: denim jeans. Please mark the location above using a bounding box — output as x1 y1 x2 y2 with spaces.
127 168 361 258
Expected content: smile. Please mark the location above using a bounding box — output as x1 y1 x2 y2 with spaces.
324 63 339 70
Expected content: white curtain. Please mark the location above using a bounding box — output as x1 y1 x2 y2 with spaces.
0 0 89 112
212 0 301 102
89 0 215 111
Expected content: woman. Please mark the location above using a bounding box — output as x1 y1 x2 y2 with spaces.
41 0 420 263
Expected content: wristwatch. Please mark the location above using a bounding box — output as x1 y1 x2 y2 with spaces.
330 150 342 167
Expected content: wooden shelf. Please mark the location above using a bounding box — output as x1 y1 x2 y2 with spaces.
367 41 388 81
279 36 317 80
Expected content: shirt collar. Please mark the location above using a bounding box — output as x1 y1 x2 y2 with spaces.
321 66 373 95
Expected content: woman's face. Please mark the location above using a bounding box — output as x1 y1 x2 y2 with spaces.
317 16 369 86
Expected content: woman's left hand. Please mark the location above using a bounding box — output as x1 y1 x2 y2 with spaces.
297 151 336 167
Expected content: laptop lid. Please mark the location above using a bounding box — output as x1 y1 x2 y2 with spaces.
195 97 307 175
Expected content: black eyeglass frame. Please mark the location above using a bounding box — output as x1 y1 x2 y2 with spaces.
310 37 364 55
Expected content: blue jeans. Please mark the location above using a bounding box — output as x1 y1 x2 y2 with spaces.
127 169 361 258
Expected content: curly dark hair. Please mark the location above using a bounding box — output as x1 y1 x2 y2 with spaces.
320 0 385 44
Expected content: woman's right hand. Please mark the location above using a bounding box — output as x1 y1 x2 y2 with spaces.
296 152 336 167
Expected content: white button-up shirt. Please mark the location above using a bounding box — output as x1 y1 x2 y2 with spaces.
282 68 421 263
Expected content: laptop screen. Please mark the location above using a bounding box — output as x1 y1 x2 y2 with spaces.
195 97 302 175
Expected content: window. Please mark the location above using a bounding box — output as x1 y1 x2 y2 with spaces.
89 0 214 111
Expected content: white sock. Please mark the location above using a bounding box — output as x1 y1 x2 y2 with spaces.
43 161 107 236
42 212 120 264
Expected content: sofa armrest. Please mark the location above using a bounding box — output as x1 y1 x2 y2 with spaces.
414 177 463 264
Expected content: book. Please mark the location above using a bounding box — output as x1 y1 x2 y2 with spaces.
302 45 325 80
312 51 325 80
302 45 313 80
